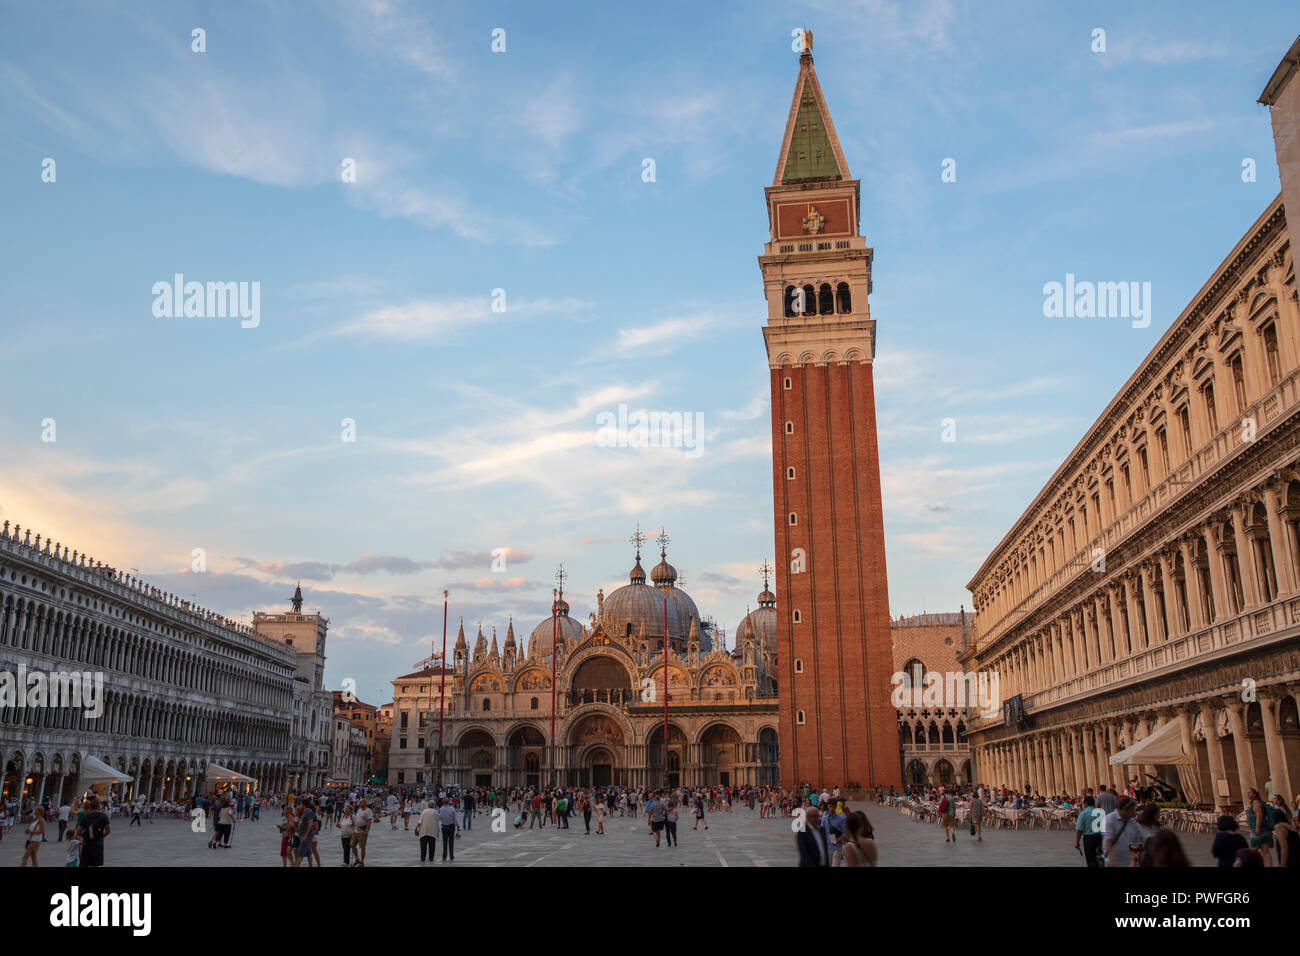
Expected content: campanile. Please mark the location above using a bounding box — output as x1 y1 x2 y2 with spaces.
760 35 901 790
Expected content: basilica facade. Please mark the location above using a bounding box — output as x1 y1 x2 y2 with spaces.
406 543 780 791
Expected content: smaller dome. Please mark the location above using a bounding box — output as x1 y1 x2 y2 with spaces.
629 558 646 585
650 553 677 586
552 593 570 615
757 587 776 607
528 608 583 659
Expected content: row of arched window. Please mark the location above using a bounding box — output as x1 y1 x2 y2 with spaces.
0 690 289 750
784 282 851 317
0 591 293 708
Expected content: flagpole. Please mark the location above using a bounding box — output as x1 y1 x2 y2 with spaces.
550 565 568 791
436 589 448 792
663 588 669 789
657 528 670 791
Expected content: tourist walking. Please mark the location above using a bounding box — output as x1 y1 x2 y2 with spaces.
352 799 373 867
79 798 111 868
218 798 235 848
340 805 355 866
1246 787 1274 866
278 806 296 866
1102 797 1140 867
595 797 606 835
823 800 846 865
64 828 81 868
938 791 956 842
417 801 438 862
439 798 458 861
19 806 46 867
693 792 708 830
842 810 877 867
1270 799 1299 866
1096 784 1116 815
665 800 678 847
648 792 667 847
1074 795 1103 867
1211 814 1247 867
294 801 317 868
528 792 543 829
462 790 475 831
56 802 71 842
582 794 593 834
796 806 829 867
968 790 984 842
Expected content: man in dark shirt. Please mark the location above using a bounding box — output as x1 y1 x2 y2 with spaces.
80 797 112 868
796 806 829 867
1211 815 1249 867
295 804 317 868
647 792 667 847
1096 784 1116 815
461 791 475 830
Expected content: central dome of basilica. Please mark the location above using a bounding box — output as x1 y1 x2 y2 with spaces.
600 548 712 651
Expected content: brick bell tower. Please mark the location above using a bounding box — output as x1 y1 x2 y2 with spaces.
760 33 901 791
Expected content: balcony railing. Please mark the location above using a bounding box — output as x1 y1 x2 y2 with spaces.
975 366 1300 652
968 591 1300 733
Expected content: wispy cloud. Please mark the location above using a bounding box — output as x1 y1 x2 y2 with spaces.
339 296 589 340
613 314 723 355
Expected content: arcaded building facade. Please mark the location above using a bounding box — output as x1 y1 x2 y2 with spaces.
965 41 1300 809
419 544 779 791
0 520 297 804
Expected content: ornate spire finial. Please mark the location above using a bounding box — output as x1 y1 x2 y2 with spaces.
555 563 567 597
630 523 646 559
801 27 813 54
760 558 772 589
656 527 670 557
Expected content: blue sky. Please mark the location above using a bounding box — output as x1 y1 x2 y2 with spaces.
1 1 1295 703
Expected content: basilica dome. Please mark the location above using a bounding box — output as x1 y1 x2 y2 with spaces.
601 549 710 651
527 594 585 659
735 581 777 658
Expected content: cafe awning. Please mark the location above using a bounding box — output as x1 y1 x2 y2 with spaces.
1108 719 1191 766
79 755 132 787
205 763 256 782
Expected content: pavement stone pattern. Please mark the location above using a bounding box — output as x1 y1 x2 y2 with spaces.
0 804 1218 867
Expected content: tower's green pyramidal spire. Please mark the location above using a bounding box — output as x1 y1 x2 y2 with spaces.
775 45 849 185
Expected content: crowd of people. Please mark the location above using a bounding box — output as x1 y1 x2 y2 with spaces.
22 773 1299 868
885 779 1300 868
8 795 114 867
183 780 880 867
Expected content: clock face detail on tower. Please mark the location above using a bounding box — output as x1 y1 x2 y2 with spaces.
801 205 825 235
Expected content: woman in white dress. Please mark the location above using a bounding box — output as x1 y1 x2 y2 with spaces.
595 798 607 835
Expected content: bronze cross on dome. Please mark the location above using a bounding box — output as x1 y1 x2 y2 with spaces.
630 524 647 558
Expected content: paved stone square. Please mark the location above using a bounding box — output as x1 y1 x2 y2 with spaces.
1 804 1220 867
